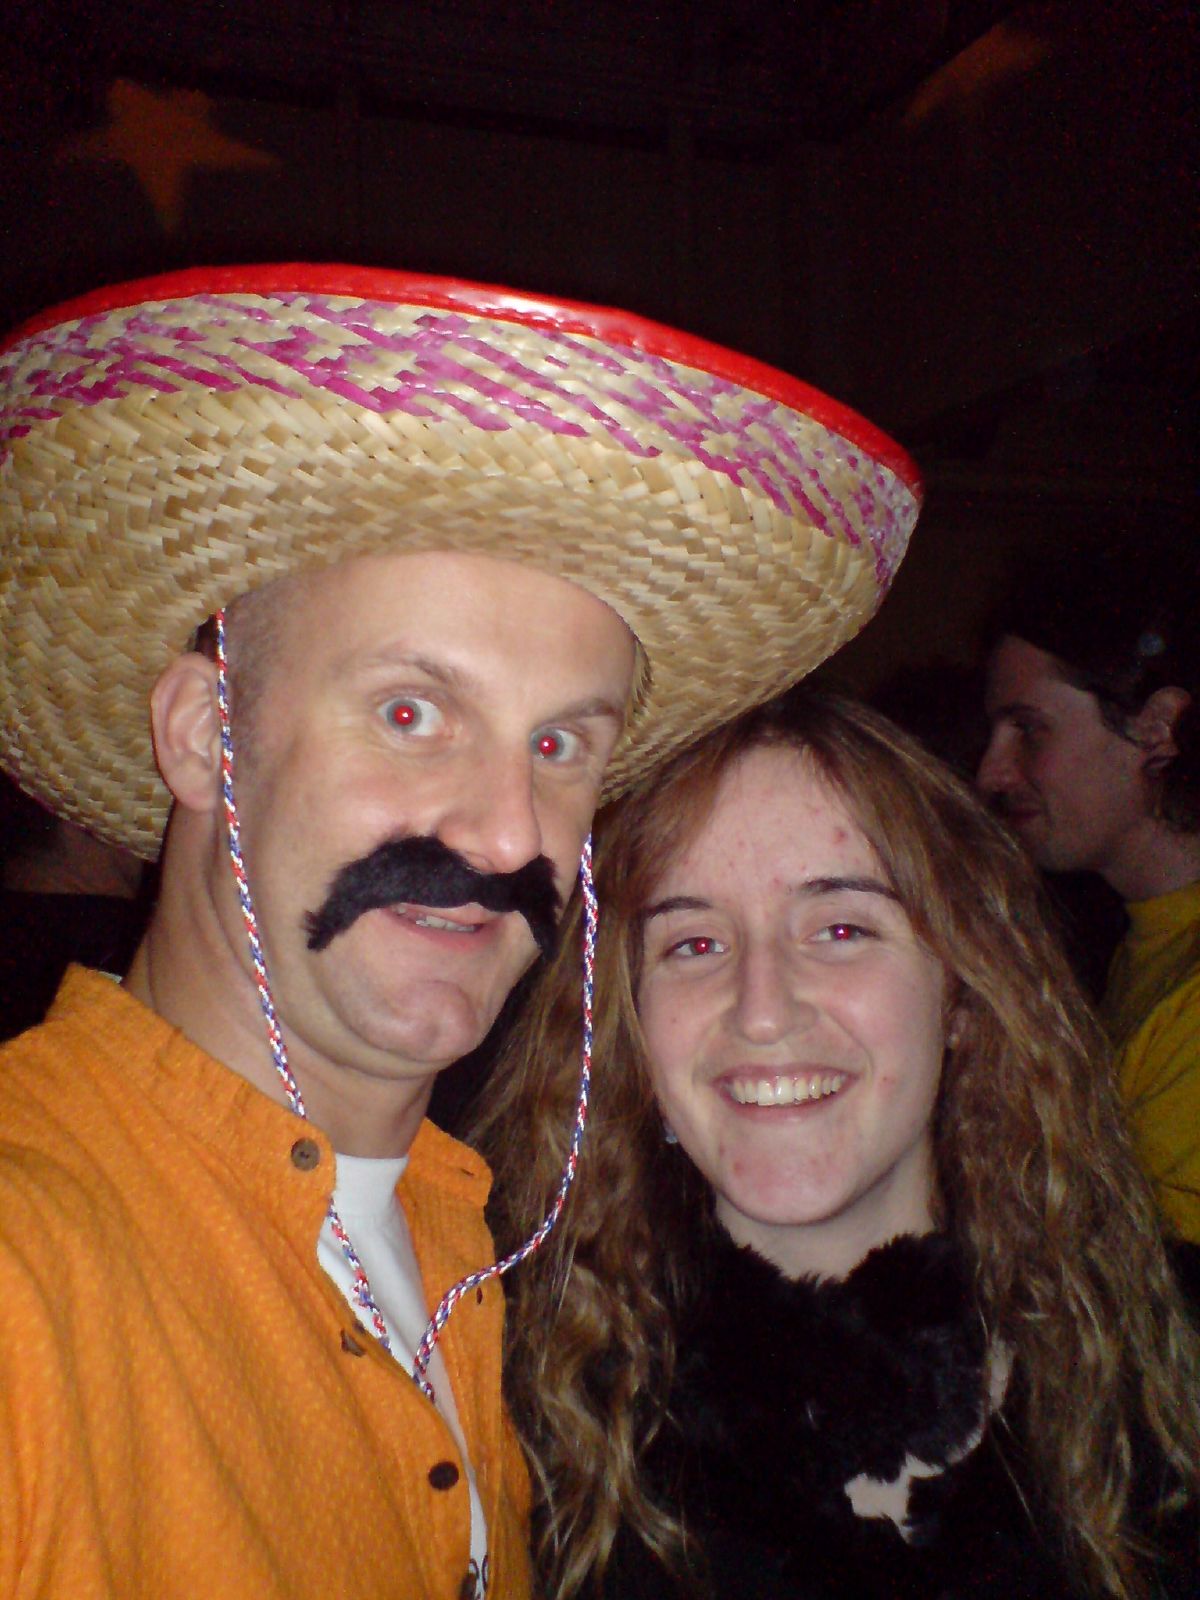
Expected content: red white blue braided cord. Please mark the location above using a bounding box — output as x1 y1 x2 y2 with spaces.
215 610 392 1352
411 838 597 1400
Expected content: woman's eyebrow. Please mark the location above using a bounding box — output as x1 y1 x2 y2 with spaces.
642 894 711 922
795 875 899 902
643 877 899 923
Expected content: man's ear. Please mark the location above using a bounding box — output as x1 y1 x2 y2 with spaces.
1130 686 1191 766
150 652 223 814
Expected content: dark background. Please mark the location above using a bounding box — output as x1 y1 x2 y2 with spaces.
1 0 1195 690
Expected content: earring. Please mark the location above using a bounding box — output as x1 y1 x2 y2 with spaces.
662 1119 679 1146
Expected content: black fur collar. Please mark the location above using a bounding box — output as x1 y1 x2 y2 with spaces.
666 1230 992 1549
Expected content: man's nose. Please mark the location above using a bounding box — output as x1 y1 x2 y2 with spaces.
977 727 1017 796
436 746 545 879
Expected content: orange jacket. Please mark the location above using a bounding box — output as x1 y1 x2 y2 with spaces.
0 969 531 1599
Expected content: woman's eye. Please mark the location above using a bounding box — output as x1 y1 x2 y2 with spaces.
533 726 582 763
382 696 443 736
813 922 870 944
667 934 725 959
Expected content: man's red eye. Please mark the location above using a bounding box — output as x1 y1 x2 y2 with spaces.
383 696 444 737
534 728 580 761
692 937 716 955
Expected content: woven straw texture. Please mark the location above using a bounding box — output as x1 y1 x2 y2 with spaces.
0 276 921 859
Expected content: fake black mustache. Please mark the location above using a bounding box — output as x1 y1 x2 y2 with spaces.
303 835 561 961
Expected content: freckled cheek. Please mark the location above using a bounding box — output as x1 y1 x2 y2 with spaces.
641 995 716 1074
873 1048 943 1120
640 1010 689 1082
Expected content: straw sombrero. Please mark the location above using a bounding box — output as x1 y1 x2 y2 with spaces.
0 264 922 860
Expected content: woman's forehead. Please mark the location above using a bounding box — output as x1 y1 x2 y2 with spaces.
652 745 879 889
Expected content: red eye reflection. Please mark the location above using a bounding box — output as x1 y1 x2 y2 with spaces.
389 702 418 727
536 732 562 758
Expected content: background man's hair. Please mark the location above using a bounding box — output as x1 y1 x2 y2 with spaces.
991 518 1199 829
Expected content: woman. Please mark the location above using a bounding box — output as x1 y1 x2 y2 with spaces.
478 687 1200 1600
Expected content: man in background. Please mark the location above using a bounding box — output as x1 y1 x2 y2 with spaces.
979 530 1200 1241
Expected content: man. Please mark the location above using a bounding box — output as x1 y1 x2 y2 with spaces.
0 265 920 1597
978 534 1200 1241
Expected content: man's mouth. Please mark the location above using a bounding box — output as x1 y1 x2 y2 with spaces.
726 1072 848 1107
995 793 1041 824
409 915 473 934
385 904 491 936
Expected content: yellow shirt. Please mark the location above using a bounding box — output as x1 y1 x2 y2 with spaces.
0 968 531 1599
1102 880 1200 1242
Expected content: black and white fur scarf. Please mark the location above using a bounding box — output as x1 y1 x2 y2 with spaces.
609 1231 1199 1599
669 1230 995 1548
625 1230 1085 1600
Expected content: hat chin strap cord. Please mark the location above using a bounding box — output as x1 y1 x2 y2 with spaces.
215 610 596 1401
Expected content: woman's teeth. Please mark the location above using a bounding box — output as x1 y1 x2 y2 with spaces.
728 1072 847 1107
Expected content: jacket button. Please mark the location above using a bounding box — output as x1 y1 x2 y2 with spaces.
458 1572 479 1600
290 1137 321 1171
428 1460 460 1491
340 1329 366 1357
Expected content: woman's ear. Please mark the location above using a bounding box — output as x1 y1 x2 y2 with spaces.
150 652 223 814
1130 686 1190 767
945 998 969 1054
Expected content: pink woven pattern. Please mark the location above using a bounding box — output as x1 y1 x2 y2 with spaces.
0 294 909 584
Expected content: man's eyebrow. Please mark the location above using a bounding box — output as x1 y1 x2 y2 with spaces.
339 647 469 688
553 695 627 725
989 699 1045 721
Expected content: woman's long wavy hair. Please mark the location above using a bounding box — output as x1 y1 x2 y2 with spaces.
475 686 1200 1599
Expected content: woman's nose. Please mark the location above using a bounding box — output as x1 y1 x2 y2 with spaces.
729 943 815 1045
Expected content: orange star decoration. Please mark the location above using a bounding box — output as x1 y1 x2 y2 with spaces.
58 78 280 234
